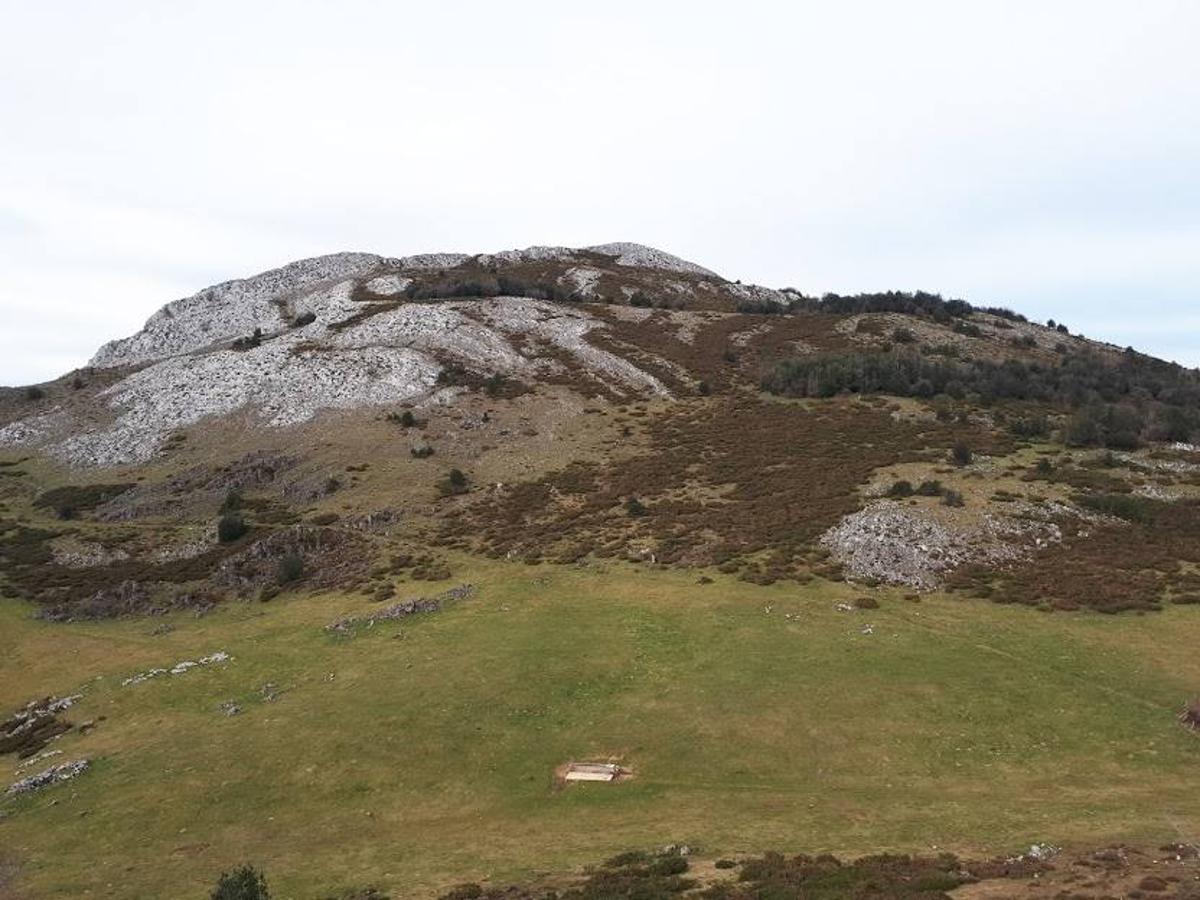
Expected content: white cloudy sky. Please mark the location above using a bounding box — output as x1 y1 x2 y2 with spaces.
2 0 1198 384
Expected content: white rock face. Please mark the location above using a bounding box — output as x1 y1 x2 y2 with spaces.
90 253 390 369
395 252 470 271
1 243 727 467
820 500 1063 590
587 242 719 278
62 337 441 465
726 282 794 308
5 294 667 466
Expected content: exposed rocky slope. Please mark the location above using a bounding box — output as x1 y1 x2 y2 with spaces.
0 243 773 467
1 241 1198 620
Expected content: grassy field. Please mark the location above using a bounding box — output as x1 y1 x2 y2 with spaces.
2 557 1199 899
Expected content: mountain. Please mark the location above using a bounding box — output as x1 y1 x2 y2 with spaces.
1 244 1199 898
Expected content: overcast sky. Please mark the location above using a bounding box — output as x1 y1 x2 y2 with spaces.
2 1 1198 385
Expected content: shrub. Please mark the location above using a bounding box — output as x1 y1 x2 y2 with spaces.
625 497 648 517
649 855 688 876
292 311 317 327
231 328 263 351
853 596 879 610
1035 457 1054 475
942 489 965 507
211 865 269 900
915 480 943 497
953 321 983 338
221 489 244 513
277 553 304 584
1009 415 1049 438
629 291 653 308
887 480 914 498
217 514 248 543
697 380 711 396
484 373 506 397
33 483 133 516
714 859 738 870
439 468 469 496
410 444 434 459
951 442 973 467
23 386 45 401
892 326 916 344
1075 492 1155 522
398 410 416 428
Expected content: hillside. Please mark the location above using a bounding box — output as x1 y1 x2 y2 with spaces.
1 244 1199 898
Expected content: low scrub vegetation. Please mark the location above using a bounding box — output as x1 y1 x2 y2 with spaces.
211 865 269 900
32 483 134 519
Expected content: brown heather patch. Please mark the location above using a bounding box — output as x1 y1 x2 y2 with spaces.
439 395 1004 579
587 309 856 394
947 498 1200 613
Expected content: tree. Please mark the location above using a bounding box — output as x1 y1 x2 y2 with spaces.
277 553 304 584
211 865 269 900
439 468 469 496
217 514 248 543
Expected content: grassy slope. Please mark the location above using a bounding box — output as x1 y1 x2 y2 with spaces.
2 559 1199 899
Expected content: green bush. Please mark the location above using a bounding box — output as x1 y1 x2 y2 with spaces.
231 328 263 351
439 468 469 496
211 865 268 900
277 553 304 584
887 480 914 498
951 442 973 467
915 480 943 497
1075 492 1156 522
625 497 648 517
942 489 965 507
217 514 248 544
484 373 506 397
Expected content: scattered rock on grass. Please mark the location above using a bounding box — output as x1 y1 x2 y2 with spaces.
122 651 232 687
325 584 475 634
6 759 90 795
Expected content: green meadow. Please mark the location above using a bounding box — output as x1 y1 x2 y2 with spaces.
2 558 1198 898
